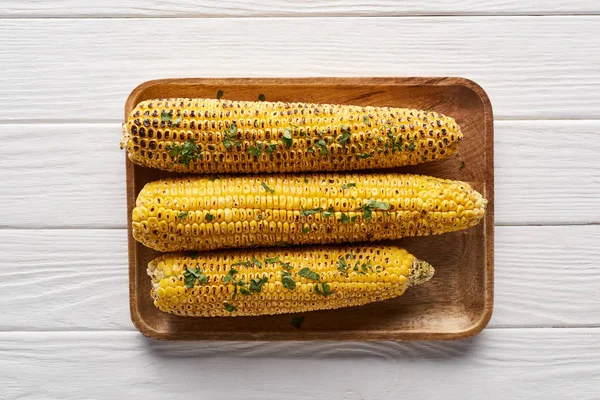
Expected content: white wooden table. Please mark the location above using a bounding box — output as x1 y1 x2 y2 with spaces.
1 2 599 398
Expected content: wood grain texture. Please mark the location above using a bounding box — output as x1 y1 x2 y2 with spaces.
1 120 597 229
125 77 494 341
1 226 598 331
2 1 598 17
1 17 599 121
1 329 599 399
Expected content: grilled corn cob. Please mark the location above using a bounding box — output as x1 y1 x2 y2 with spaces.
133 173 486 252
148 244 434 317
121 98 463 173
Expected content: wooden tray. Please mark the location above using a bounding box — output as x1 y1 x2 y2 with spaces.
126 77 494 341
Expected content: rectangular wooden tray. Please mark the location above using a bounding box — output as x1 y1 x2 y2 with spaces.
127 77 494 341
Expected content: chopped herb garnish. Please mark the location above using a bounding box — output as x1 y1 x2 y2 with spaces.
338 126 351 148
460 161 466 170
205 212 215 222
304 178 309 183
358 153 372 159
302 226 310 235
300 207 324 217
216 90 224 99
321 206 335 218
314 282 334 297
282 128 293 148
252 257 263 269
291 316 305 329
222 123 241 150
315 138 328 156
340 213 358 224
341 183 356 189
275 241 290 247
265 256 280 264
363 115 369 123
224 302 236 312
261 182 275 194
265 143 278 154
281 271 296 290
165 138 203 167
279 261 293 270
298 267 320 281
178 211 188 219
257 213 263 221
408 141 416 151
222 267 239 284
183 267 209 288
160 110 172 122
208 176 220 181
356 200 390 220
248 143 263 157
231 261 253 268
337 257 349 276
258 94 266 101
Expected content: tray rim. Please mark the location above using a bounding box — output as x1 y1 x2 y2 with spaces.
126 76 494 341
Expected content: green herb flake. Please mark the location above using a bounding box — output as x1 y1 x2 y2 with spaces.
291 316 305 329
408 141 416 151
356 200 390 220
337 257 349 275
275 241 290 247
279 261 293 270
340 213 358 224
314 282 334 297
252 257 263 269
172 114 183 126
208 176 220 181
300 207 324 217
261 182 275 194
224 302 236 312
363 115 369 123
281 271 296 290
460 161 466 170
265 143 278 154
298 267 320 281
282 127 294 148
358 153 372 159
166 138 203 167
258 94 266 101
231 261 253 268
247 277 268 294
321 206 335 218
265 256 280 264
216 90 224 99
160 110 172 122
341 183 356 189
205 212 215 222
338 126 351 148
183 267 209 288
222 267 238 284
302 226 310 235
257 213 263 221
304 178 309 183
248 143 263 158
177 211 188 219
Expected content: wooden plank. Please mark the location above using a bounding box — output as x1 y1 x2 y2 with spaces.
1 1 598 17
1 120 597 228
1 329 599 399
0 17 599 120
1 226 598 331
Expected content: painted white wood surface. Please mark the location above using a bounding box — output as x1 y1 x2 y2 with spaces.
0 5 598 398
2 1 599 17
1 121 598 228
2 329 599 400
1 17 600 121
1 226 598 331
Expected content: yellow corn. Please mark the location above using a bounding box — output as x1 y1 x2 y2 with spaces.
121 98 463 173
148 244 434 317
132 173 486 252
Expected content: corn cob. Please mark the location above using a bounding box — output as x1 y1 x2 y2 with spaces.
148 244 434 317
120 98 463 173
133 173 486 252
